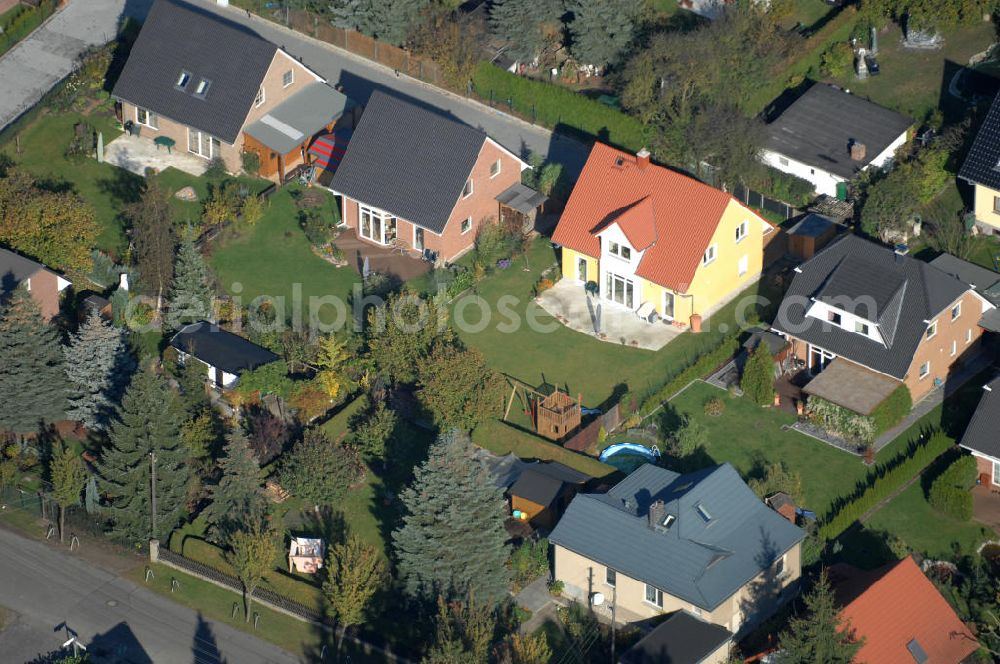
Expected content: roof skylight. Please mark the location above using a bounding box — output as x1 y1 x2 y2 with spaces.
176 71 191 89
193 78 212 98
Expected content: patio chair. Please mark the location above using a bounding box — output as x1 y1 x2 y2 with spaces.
635 301 657 323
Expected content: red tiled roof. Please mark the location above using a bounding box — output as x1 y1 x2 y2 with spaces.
551 143 746 293
836 556 978 664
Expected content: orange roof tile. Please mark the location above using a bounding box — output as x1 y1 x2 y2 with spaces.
551 143 750 293
836 556 978 664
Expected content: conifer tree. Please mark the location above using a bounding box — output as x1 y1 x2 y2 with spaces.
0 288 67 433
776 569 862 664
392 431 511 605
97 369 191 542
204 430 268 542
64 310 133 431
568 0 637 68
741 342 776 406
167 230 214 328
490 0 564 63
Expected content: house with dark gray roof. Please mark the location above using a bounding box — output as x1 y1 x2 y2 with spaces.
170 321 279 389
761 84 911 197
771 235 994 413
112 0 355 181
960 376 1000 487
549 464 804 634
0 247 71 320
959 91 1000 236
618 610 733 664
325 91 541 262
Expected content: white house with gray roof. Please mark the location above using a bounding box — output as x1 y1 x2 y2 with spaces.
549 464 804 635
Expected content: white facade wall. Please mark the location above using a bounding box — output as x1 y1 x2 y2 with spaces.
595 224 647 311
760 130 908 198
804 300 886 345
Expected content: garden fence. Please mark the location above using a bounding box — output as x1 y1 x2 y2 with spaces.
730 184 800 221
564 403 620 453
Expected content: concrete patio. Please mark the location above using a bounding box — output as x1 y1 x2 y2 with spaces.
536 279 683 351
104 133 209 176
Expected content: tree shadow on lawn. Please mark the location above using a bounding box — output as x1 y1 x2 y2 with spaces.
831 523 902 571
98 167 144 206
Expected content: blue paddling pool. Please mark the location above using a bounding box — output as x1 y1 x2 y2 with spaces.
599 443 661 473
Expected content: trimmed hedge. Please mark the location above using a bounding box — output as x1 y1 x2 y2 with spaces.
471 62 649 151
928 454 977 521
870 384 913 435
638 337 741 416
818 432 954 541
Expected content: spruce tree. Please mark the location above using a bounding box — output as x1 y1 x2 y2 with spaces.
64 310 133 431
392 430 511 605
204 430 267 542
776 569 863 664
490 0 564 62
97 369 191 543
0 288 67 433
568 0 637 68
167 231 214 328
741 342 776 406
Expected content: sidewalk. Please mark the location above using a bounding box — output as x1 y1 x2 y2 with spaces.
515 575 562 635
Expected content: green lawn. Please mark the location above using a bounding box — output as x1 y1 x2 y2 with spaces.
129 563 389 663
668 381 871 516
454 238 781 411
784 0 833 30
829 21 997 122
866 482 991 559
208 187 361 327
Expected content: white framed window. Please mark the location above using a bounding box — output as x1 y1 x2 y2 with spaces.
689 606 703 617
644 584 663 608
993 459 1000 486
737 255 748 277
606 568 616 587
23 278 30 291
609 241 631 261
463 179 473 198
490 158 501 178
778 157 789 166
359 205 397 245
187 128 220 160
735 220 748 243
828 311 842 326
282 69 294 87
176 70 191 89
926 321 937 340
951 302 962 321
919 361 930 379
194 79 211 98
136 107 158 129
254 86 265 107
951 340 957 357
702 244 717 266
774 554 788 579
855 321 869 335
967 328 973 344
461 217 472 234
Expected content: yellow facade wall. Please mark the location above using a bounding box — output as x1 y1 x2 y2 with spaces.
560 248 599 284
686 200 766 318
974 184 1000 232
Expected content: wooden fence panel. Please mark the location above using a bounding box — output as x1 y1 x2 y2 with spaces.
377 41 409 72
346 30 377 60
316 21 346 49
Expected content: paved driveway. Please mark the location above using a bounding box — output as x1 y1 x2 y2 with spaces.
0 0 152 131
0 527 299 664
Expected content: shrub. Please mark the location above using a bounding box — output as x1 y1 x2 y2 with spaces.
928 455 976 521
241 150 260 176
509 538 549 591
741 344 775 406
300 209 332 246
870 384 912 435
475 220 520 267
240 194 265 226
547 579 564 596
471 62 648 151
807 396 876 445
704 397 725 417
203 157 228 180
820 42 854 78
818 432 955 541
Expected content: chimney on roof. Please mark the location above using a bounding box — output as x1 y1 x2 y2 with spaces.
636 148 651 168
648 499 666 529
850 141 867 162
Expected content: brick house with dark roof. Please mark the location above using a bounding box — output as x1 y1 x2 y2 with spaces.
771 235 995 411
325 91 541 263
0 248 72 320
112 0 354 180
959 375 1000 487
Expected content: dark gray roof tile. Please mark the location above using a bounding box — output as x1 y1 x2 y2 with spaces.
960 376 1000 459
170 321 279 374
620 611 732 664
959 92 1000 190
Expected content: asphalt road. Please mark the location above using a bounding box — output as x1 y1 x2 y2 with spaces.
0 0 589 176
0 527 301 664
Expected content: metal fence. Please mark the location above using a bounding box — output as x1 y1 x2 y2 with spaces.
731 184 800 221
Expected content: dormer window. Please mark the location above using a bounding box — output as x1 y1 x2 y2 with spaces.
695 504 712 523
194 79 211 98
855 321 869 335
828 311 842 326
176 71 191 89
609 241 631 261
254 86 265 108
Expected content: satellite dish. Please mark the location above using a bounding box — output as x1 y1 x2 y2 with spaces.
592 592 605 606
